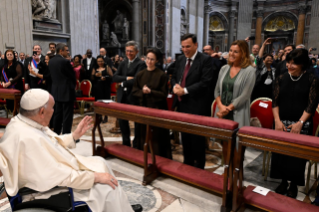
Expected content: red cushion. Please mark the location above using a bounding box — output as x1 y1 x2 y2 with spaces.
0 88 21 94
243 185 319 212
105 144 224 193
111 82 117 94
0 99 6 104
0 118 10 126
80 80 92 97
166 94 174 111
76 97 95 101
250 99 273 129
94 102 238 130
239 126 319 148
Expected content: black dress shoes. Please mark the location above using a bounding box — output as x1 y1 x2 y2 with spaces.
131 204 143 212
275 181 288 195
286 183 298 199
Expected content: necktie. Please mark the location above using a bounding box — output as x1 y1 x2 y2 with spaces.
178 59 192 101
128 61 131 68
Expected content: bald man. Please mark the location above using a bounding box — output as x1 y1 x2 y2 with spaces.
0 89 141 212
99 47 113 69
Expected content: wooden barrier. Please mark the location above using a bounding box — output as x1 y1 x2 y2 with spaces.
92 102 238 211
232 126 319 212
0 88 21 126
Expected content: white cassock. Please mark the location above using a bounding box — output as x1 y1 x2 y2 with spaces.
0 114 133 212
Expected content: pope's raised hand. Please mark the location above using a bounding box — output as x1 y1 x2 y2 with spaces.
72 116 93 141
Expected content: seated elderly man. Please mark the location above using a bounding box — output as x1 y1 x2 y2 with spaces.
0 89 142 212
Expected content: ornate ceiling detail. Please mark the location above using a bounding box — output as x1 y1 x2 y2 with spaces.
264 16 295 32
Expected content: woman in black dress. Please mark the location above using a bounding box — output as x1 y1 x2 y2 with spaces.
271 49 319 198
91 56 113 122
0 50 24 111
132 48 172 159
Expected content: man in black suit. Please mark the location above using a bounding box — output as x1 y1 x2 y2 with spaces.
172 34 213 169
203 45 227 103
113 41 146 147
99 48 113 69
24 44 46 90
82 49 96 80
49 43 76 135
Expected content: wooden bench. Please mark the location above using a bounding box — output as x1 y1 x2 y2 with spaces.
92 102 239 211
232 126 319 212
0 88 21 126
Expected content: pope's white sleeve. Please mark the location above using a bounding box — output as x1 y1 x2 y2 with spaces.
58 170 95 190
56 133 76 149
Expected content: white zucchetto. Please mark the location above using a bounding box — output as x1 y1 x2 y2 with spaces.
20 89 50 110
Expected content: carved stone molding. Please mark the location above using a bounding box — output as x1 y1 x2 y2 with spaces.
298 5 307 15
257 10 264 18
230 10 236 18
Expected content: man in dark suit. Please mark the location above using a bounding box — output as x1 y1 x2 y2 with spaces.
99 48 113 69
113 41 146 147
49 43 76 135
172 34 213 169
82 49 96 80
24 44 46 90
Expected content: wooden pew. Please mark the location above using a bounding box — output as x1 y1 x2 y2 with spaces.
92 102 238 211
0 88 21 126
232 126 319 212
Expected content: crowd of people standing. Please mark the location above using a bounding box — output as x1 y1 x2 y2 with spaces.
1 33 319 204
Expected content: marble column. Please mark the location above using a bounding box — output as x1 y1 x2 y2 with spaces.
236 0 253 40
308 0 319 54
255 10 263 46
296 5 307 45
132 0 141 51
228 10 236 48
203 1 210 45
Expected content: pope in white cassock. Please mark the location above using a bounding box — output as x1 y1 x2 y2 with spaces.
0 89 141 212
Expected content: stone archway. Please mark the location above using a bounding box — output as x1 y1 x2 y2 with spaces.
261 11 298 53
208 12 228 52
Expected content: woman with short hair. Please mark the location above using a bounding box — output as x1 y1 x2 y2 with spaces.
271 49 319 198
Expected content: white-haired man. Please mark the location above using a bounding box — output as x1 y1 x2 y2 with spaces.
0 89 142 212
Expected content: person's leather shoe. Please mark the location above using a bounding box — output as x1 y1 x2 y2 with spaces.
286 183 298 198
275 181 288 195
131 204 143 212
312 200 319 206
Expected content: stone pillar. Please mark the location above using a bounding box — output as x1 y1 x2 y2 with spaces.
203 1 210 45
228 10 236 48
308 0 319 54
236 0 254 40
296 5 307 45
132 0 141 51
255 10 264 46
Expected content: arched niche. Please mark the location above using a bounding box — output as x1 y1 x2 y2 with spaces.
262 11 298 33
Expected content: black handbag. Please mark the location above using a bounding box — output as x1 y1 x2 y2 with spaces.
281 120 311 134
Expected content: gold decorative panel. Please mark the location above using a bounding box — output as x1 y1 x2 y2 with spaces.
209 16 224 31
264 16 295 32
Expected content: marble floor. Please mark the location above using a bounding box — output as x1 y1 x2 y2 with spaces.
0 110 318 211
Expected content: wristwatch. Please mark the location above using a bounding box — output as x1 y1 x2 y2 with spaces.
299 120 304 124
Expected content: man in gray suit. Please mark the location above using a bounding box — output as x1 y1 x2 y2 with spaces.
113 41 146 147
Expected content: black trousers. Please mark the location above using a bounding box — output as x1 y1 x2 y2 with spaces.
119 119 140 148
181 132 206 169
53 101 74 135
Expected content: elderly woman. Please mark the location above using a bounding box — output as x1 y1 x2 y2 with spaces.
214 40 256 126
132 48 172 159
271 49 319 198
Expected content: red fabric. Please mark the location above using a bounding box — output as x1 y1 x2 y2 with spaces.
0 99 6 104
0 118 10 126
239 126 319 148
0 88 21 94
313 111 319 136
243 185 319 212
105 144 223 193
94 102 238 130
212 101 217 117
166 94 174 111
76 97 95 101
80 80 92 97
250 100 273 129
111 82 117 94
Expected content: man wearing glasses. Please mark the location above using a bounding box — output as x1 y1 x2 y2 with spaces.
49 43 76 135
113 41 146 147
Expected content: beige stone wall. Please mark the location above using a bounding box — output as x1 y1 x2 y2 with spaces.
0 0 33 54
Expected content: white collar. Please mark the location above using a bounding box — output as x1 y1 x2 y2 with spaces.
188 50 198 61
17 114 47 131
128 56 137 63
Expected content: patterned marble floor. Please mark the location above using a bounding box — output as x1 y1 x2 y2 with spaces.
0 110 318 211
